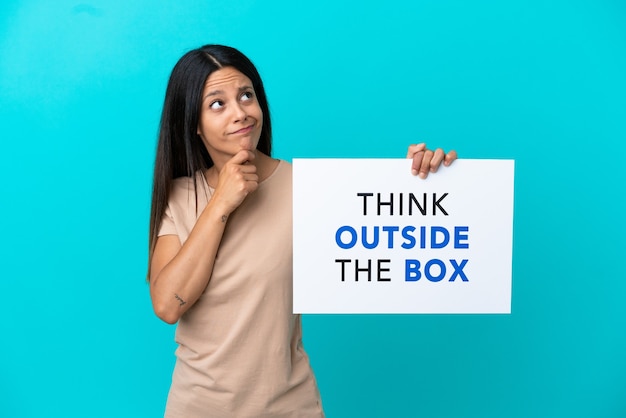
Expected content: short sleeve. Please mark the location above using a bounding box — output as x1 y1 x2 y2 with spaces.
157 204 178 236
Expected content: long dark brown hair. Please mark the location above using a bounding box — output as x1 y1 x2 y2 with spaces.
148 45 272 279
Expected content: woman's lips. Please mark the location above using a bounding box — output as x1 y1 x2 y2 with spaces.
231 124 254 135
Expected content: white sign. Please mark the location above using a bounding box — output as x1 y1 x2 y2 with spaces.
293 159 514 314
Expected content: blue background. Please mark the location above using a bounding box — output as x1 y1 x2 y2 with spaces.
1 1 625 417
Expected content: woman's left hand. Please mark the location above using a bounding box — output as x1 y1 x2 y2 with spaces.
407 143 457 179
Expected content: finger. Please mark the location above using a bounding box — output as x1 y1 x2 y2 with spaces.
242 173 259 182
237 163 258 174
429 148 445 172
244 178 259 194
406 143 426 159
411 151 425 176
230 149 256 165
419 150 434 179
444 150 458 166
219 164 256 189
222 161 253 177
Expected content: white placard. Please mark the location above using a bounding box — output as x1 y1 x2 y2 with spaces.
293 159 514 314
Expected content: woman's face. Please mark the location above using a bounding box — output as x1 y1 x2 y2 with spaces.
197 66 263 164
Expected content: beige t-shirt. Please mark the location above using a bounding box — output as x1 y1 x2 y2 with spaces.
158 160 324 418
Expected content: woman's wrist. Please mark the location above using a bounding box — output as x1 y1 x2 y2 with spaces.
204 194 235 223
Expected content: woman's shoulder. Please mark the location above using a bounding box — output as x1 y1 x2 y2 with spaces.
276 159 291 171
169 172 211 203
261 159 291 186
273 159 292 174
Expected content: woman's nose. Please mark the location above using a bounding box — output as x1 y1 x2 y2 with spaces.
232 103 247 122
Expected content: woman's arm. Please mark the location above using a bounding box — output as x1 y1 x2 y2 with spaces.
407 143 457 178
149 150 258 324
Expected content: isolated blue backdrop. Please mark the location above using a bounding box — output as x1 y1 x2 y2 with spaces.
1 1 625 417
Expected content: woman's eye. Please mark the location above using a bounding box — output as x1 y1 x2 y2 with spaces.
210 100 223 110
241 91 254 101
209 100 224 110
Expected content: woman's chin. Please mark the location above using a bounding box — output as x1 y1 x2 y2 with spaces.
239 137 260 152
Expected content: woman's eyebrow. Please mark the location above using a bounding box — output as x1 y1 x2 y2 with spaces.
203 86 253 100
204 89 223 100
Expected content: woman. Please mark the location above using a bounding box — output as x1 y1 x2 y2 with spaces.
148 44 456 417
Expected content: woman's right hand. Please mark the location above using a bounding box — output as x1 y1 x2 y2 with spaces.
150 150 261 324
211 150 259 216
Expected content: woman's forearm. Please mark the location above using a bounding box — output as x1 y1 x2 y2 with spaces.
149 197 231 324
